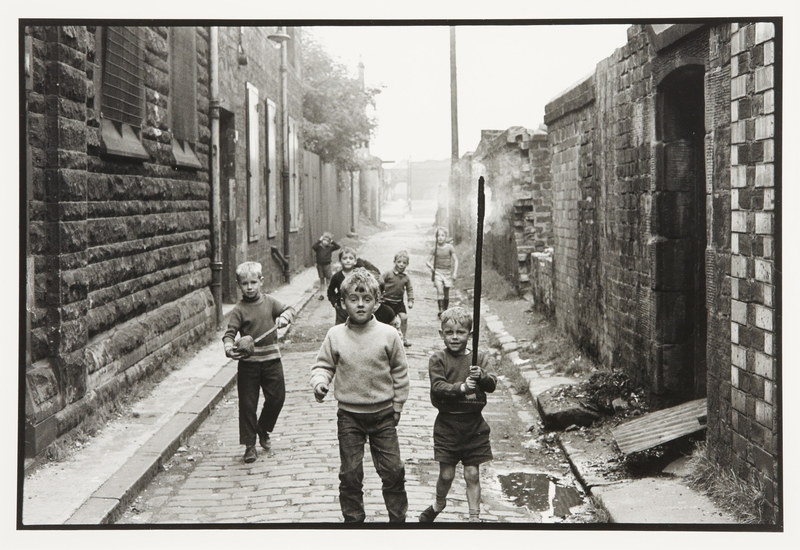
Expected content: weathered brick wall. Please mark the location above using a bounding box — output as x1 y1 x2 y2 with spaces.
704 22 735 484
528 251 555 316
544 22 779 521
528 133 553 250
593 31 654 388
473 127 552 292
544 74 606 359
721 22 778 522
25 26 214 457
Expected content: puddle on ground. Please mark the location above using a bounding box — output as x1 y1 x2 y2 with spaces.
497 472 583 522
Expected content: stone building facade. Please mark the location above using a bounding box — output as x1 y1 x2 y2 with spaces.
215 26 307 300
24 26 216 457
542 22 779 521
22 25 351 462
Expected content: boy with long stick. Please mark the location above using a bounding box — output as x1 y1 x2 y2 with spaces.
420 177 496 523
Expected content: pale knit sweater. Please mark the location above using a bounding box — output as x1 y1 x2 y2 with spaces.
310 317 409 414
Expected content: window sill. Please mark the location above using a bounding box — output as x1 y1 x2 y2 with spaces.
171 138 203 170
100 119 149 161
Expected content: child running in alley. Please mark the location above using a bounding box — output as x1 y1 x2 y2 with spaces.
381 250 415 347
223 261 295 464
327 246 381 325
425 227 458 318
420 307 497 523
311 231 341 301
311 269 410 523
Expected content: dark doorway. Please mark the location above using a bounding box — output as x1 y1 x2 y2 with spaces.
220 108 237 304
654 65 707 404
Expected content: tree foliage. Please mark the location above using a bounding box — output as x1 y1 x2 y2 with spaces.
301 35 381 171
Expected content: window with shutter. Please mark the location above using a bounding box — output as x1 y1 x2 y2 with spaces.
246 82 262 241
99 26 149 160
288 115 300 231
266 98 278 238
170 27 201 169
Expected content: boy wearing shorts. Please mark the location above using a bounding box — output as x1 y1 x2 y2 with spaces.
420 307 496 523
382 250 415 347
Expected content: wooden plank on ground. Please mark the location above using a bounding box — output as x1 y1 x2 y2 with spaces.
611 398 707 455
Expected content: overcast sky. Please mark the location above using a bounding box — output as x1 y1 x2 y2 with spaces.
309 24 629 162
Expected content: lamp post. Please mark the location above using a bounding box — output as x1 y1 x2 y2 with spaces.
268 27 292 282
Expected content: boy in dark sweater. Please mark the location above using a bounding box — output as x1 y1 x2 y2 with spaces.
327 246 382 325
311 231 340 300
223 261 294 464
381 250 415 347
420 307 497 523
311 269 409 523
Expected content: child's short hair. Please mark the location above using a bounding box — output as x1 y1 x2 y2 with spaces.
435 226 449 238
440 307 473 332
321 231 333 240
235 261 263 281
394 250 410 262
341 268 380 299
339 246 357 259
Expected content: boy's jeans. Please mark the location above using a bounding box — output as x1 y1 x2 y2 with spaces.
337 408 408 523
237 359 285 446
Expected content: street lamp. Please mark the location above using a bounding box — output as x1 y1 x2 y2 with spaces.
268 26 292 282
267 27 290 45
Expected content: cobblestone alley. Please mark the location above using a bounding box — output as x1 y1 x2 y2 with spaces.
117 199 579 525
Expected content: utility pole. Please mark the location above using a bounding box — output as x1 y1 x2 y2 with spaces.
448 26 460 239
407 157 412 212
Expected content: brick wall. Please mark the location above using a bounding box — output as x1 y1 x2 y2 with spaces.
543 22 780 521
25 26 214 457
722 22 778 521
544 74 607 360
472 127 552 293
528 251 555 316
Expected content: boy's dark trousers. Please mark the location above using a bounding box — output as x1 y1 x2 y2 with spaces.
337 408 408 522
237 359 286 445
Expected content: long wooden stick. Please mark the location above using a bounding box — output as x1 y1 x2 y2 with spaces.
472 176 485 366
432 226 439 282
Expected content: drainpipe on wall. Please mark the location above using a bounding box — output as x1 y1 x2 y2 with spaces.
209 27 223 329
279 34 291 283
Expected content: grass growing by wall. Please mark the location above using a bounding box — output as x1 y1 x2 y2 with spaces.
686 441 770 524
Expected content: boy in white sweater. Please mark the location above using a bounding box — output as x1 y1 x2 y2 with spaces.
310 268 410 523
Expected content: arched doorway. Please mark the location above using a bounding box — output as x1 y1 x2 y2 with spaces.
652 64 707 405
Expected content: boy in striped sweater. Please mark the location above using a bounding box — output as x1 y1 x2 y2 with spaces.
223 261 294 464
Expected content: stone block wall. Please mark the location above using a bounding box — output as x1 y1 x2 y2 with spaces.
24 26 214 457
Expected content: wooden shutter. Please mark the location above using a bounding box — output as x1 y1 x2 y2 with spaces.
266 99 278 238
246 83 261 240
102 26 144 127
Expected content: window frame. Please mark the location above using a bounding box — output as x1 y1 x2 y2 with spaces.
288 115 301 232
169 26 202 170
246 82 262 242
266 98 278 238
95 26 149 161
